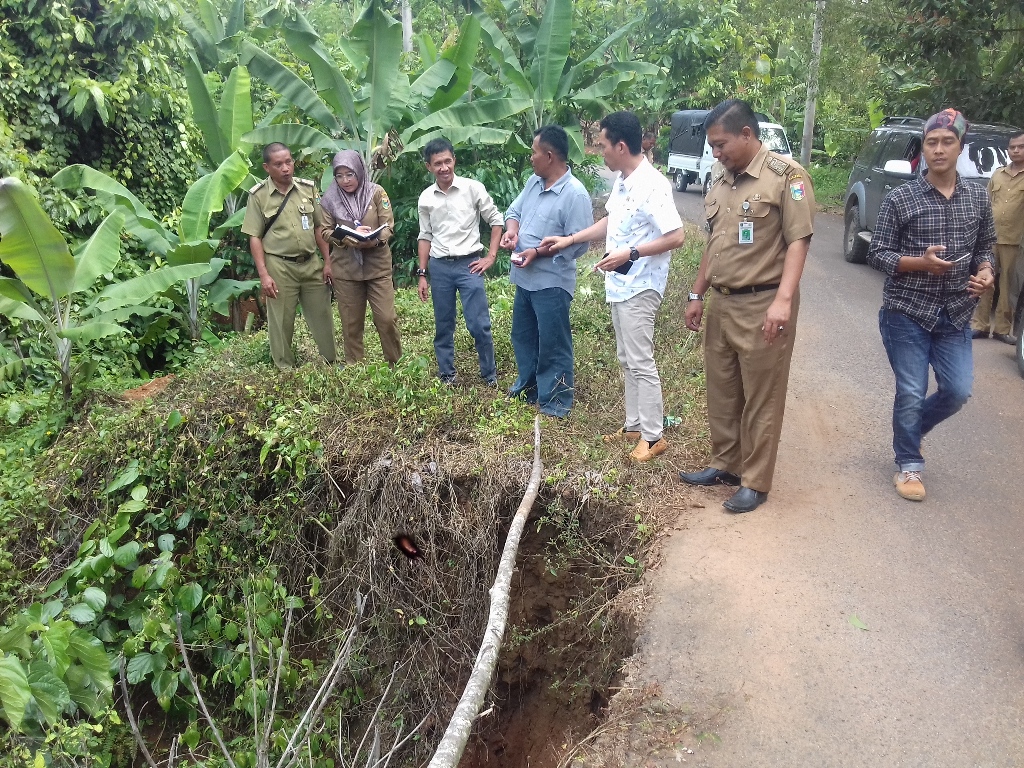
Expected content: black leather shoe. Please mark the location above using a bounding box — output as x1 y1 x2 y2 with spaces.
993 333 1017 345
723 486 768 513
679 467 740 486
971 330 990 339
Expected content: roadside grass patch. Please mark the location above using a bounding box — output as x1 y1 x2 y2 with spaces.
808 163 850 213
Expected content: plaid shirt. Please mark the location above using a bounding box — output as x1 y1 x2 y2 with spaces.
867 174 995 330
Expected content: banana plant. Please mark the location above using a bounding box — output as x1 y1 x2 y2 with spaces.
472 0 660 158
0 178 210 400
53 152 256 342
241 2 532 178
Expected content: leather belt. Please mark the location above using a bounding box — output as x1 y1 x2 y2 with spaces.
712 283 780 296
272 253 313 264
438 250 483 260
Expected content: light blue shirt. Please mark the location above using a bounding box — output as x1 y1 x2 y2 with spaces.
504 169 594 295
604 158 682 302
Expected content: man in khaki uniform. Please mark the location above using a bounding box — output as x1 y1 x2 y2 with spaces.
242 143 337 369
971 130 1024 344
681 99 815 513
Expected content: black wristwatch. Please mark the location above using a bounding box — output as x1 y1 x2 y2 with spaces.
629 246 640 262
415 268 427 278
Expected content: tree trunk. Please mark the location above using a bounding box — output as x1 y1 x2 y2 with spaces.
401 0 413 53
800 0 827 167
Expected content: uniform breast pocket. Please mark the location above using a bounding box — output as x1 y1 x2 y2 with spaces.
745 201 772 219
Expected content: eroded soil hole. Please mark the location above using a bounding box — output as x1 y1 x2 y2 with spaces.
459 495 642 768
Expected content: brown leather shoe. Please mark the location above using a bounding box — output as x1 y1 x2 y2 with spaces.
603 427 641 444
894 471 925 501
630 437 668 462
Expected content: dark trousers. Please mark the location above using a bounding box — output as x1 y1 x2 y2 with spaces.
509 286 575 416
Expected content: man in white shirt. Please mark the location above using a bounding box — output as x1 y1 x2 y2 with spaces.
543 111 686 461
416 138 505 386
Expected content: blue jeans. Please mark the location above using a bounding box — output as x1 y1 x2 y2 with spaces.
429 256 496 381
509 286 574 417
879 308 973 472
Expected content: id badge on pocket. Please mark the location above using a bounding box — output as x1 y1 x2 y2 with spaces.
739 220 753 245
301 215 310 230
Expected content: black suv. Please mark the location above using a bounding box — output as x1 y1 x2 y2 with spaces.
842 117 1019 264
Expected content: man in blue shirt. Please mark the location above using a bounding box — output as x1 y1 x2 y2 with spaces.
500 125 594 416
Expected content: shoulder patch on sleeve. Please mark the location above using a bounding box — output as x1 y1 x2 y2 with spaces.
297 178 314 187
381 190 391 209
248 179 266 194
766 156 789 176
712 167 726 185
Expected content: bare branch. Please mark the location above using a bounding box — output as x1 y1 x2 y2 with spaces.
118 656 161 768
426 416 544 768
176 613 241 768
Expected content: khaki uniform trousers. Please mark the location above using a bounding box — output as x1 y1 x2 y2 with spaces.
264 254 336 369
971 243 1019 336
704 289 799 493
333 276 402 364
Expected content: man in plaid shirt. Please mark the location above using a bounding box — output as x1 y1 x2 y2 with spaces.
867 109 996 502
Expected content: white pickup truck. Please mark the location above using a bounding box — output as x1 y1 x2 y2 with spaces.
666 109 793 195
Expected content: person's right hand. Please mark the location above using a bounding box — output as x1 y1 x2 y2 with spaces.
685 299 704 332
418 275 430 302
540 235 571 253
500 231 518 250
260 273 279 299
920 245 953 276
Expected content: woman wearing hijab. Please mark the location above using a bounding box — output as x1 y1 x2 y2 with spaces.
319 150 402 365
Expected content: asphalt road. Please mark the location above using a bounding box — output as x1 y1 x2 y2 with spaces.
638 187 1024 766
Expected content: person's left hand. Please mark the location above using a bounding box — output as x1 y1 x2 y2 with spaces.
470 253 496 275
322 263 333 285
594 248 630 272
967 268 995 297
762 298 792 345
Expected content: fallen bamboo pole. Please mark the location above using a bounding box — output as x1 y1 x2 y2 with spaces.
426 416 543 768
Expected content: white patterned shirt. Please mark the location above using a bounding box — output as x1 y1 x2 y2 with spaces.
603 158 683 303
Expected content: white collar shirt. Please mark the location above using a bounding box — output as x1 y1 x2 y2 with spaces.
417 175 505 258
603 158 683 302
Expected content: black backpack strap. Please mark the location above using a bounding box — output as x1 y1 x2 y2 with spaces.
262 186 297 236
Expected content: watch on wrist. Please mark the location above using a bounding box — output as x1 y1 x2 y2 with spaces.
688 291 705 302
415 268 428 278
629 246 640 262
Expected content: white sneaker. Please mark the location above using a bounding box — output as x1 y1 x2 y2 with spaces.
894 471 925 501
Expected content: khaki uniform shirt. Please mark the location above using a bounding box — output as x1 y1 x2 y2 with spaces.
321 187 396 281
987 165 1024 245
241 178 322 257
704 145 815 289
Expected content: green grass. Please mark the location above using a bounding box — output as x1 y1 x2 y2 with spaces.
808 163 851 212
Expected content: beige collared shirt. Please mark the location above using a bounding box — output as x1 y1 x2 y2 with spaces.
988 164 1024 245
417 175 504 258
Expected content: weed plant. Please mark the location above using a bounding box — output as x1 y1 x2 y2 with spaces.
0 230 708 766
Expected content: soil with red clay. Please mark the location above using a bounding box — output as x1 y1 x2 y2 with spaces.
590 204 1024 766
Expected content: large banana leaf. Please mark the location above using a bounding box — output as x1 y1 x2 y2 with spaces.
0 178 75 301
211 207 247 239
571 72 640 103
429 14 482 112
179 151 250 243
242 124 343 154
530 0 572 106
410 60 460 107
555 19 641 100
93 264 213 312
178 7 219 71
219 66 253 155
400 97 533 145
166 241 217 268
350 1 404 145
0 293 42 323
225 0 245 37
474 7 533 104
53 166 174 255
279 12 361 139
402 127 515 156
240 41 340 132
71 210 125 294
207 279 259 313
184 52 229 166
196 0 224 41
58 324 126 342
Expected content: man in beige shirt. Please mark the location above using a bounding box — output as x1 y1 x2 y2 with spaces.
416 137 504 385
972 130 1024 344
